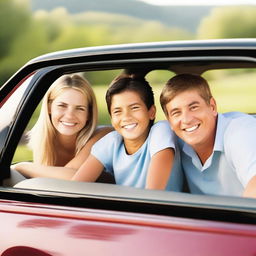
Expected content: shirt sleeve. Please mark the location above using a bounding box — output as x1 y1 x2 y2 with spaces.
149 120 176 157
91 131 117 173
225 115 256 187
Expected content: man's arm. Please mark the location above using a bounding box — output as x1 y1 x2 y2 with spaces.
243 175 256 198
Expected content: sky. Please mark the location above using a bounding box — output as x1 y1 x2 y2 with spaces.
140 0 256 5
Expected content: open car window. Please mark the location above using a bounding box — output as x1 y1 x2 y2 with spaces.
8 66 256 193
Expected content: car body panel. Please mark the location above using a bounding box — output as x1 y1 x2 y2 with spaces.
1 199 256 256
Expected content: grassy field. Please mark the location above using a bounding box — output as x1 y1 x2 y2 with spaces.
12 72 256 163
209 72 256 113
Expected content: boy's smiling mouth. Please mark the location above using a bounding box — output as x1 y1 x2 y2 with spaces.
122 123 137 130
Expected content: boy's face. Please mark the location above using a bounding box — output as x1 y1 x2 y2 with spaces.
110 90 155 148
165 89 217 152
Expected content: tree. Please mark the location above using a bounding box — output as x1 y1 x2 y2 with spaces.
0 0 52 85
0 0 31 58
197 6 256 39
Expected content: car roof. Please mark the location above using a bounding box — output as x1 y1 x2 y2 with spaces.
2 38 256 101
28 38 256 65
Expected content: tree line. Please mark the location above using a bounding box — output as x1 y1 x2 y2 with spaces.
1 0 256 85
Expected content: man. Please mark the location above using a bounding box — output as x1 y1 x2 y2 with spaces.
160 73 256 198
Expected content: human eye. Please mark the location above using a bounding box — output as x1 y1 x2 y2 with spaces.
112 109 121 115
190 105 199 111
76 106 87 111
131 104 140 110
57 103 66 108
170 110 180 117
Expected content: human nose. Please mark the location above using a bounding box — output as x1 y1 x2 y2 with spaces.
64 107 75 118
121 108 131 120
181 110 193 124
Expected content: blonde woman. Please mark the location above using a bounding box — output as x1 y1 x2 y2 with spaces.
12 74 113 180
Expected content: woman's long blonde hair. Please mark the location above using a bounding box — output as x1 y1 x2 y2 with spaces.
28 74 98 165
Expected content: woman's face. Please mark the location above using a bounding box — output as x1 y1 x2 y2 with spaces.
50 88 89 138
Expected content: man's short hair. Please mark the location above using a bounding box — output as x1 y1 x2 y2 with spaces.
160 73 212 115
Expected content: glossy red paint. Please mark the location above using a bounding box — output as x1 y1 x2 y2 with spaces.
1 200 256 256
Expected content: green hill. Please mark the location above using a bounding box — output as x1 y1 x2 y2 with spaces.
30 0 213 32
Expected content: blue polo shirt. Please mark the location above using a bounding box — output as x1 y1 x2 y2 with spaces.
91 121 183 191
179 112 256 196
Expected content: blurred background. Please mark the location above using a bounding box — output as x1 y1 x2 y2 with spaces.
3 0 256 161
2 0 256 86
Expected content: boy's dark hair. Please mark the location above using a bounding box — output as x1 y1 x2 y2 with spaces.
106 74 154 112
160 73 212 115
105 74 155 125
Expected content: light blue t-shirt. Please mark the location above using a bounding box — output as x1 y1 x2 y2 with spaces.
179 112 256 196
91 120 183 191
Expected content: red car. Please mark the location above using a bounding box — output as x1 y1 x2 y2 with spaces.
0 39 256 255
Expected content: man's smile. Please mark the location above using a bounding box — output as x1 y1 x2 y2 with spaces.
183 124 200 132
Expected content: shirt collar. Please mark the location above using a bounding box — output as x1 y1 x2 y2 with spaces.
213 113 231 152
180 113 232 171
181 113 228 157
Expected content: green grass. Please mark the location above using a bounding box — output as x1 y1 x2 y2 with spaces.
13 144 33 163
209 72 256 113
13 72 256 163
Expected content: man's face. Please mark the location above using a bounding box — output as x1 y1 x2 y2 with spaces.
165 89 217 152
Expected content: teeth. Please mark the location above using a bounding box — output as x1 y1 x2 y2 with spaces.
123 123 137 129
184 125 198 132
61 121 76 127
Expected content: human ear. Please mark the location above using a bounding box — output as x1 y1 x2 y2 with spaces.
209 97 218 116
149 105 156 120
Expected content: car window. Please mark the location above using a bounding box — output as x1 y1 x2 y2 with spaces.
6 65 256 200
11 68 256 165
